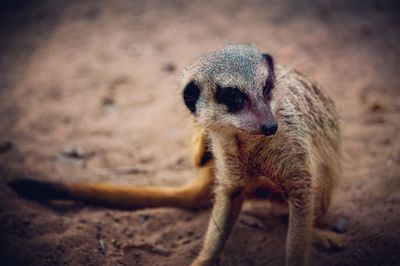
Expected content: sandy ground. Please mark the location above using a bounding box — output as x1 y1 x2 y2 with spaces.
0 0 399 265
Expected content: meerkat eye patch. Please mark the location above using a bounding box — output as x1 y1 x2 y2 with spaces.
183 80 200 114
215 86 247 113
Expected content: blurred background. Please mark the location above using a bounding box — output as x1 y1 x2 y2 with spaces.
0 0 399 265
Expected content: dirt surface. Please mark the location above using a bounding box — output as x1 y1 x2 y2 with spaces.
0 0 399 265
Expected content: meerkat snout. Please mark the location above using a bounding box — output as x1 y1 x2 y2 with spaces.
260 122 278 136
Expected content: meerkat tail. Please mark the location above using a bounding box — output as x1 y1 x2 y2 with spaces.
9 165 215 210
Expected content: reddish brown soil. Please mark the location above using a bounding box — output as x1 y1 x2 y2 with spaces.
0 1 399 265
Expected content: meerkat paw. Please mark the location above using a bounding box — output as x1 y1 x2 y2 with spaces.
313 228 346 251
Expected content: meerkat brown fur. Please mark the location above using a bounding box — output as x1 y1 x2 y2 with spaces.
9 44 344 266
182 44 342 266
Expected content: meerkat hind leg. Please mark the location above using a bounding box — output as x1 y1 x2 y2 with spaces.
312 161 346 251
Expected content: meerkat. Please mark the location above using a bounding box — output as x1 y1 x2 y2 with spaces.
10 44 344 266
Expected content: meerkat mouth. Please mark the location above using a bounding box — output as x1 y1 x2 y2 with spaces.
235 126 277 137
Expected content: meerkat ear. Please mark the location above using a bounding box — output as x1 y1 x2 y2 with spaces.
262 53 274 68
183 80 200 114
262 53 275 80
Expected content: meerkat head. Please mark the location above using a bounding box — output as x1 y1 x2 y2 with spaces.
182 44 278 136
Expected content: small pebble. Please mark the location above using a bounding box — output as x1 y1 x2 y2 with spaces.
368 101 385 112
163 62 177 72
61 145 85 159
182 239 191 245
102 96 115 106
99 239 106 253
139 214 150 223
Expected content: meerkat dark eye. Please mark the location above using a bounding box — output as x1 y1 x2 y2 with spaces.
215 87 247 113
183 80 200 114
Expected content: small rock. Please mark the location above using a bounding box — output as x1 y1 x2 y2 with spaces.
163 62 177 73
102 97 117 114
61 145 86 159
175 158 185 165
99 239 106 253
139 214 150 223
368 101 385 113
332 215 349 233
102 96 115 106
182 239 191 245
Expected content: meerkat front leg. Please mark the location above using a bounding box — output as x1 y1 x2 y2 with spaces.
285 178 314 266
191 182 245 266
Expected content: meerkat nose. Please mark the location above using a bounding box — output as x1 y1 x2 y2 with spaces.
261 123 278 136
